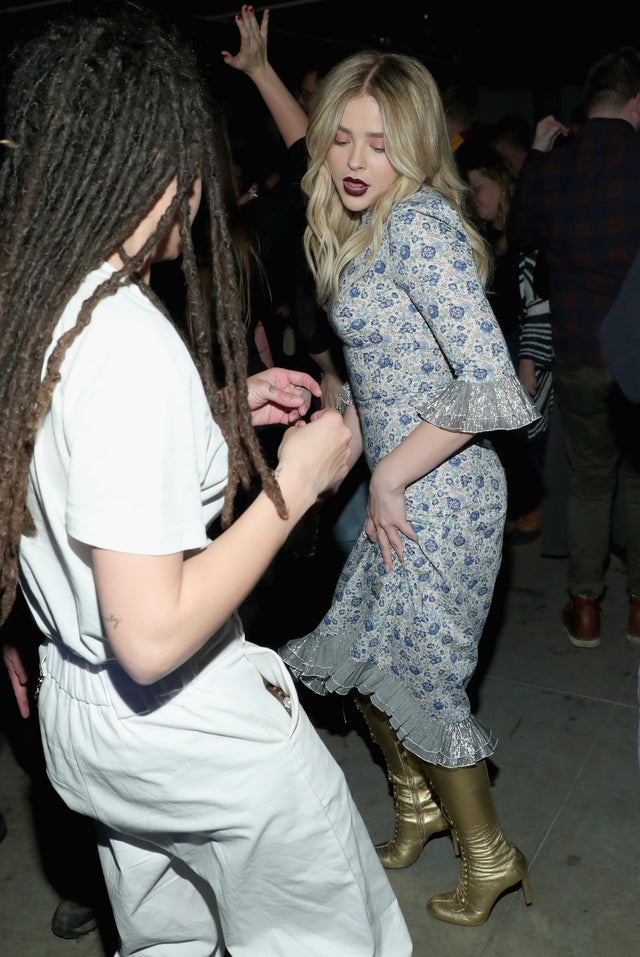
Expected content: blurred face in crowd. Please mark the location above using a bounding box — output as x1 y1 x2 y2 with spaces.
467 168 502 227
298 69 319 114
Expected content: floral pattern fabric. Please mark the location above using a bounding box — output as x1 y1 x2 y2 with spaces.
281 186 538 767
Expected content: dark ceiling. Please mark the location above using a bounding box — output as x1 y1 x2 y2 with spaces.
0 0 635 95
1 3 635 197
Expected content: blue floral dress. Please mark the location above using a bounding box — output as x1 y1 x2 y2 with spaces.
280 186 538 767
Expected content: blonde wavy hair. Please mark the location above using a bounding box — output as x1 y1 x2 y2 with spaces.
301 50 492 308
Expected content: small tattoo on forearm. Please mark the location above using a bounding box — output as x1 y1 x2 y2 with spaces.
268 384 276 393
104 613 122 630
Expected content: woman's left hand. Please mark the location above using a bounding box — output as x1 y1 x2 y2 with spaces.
365 468 417 573
247 367 322 427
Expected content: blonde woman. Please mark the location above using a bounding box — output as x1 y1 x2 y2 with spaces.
275 45 538 925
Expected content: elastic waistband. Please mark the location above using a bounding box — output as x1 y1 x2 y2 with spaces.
41 616 243 717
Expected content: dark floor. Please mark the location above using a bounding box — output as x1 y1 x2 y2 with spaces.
2 523 640 956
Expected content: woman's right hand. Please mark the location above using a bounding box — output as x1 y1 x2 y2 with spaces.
220 5 269 77
276 409 352 501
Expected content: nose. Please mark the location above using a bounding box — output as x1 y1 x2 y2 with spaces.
346 143 365 172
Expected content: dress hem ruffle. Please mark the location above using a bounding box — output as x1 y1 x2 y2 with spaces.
279 646 497 769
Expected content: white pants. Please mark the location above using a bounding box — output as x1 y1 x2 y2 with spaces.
38 631 412 956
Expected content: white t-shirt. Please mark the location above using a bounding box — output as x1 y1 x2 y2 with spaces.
19 263 230 664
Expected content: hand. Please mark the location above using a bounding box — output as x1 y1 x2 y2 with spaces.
221 4 269 77
2 643 31 719
319 371 345 412
532 115 569 153
247 367 322 427
238 182 259 205
365 463 418 573
518 357 538 396
277 409 352 500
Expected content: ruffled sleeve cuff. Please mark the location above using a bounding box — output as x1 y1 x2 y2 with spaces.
418 375 540 433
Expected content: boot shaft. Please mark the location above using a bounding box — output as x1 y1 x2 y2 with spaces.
354 694 450 868
423 760 531 925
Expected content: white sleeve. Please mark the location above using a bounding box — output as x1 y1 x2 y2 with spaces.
63 294 227 554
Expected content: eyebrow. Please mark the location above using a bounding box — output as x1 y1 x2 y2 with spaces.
337 124 385 137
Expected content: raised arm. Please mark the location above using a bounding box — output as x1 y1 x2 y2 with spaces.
531 114 569 152
221 5 308 148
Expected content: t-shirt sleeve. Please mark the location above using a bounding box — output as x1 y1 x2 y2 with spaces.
63 293 226 554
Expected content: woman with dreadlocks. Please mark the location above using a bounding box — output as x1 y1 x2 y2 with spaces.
0 5 412 955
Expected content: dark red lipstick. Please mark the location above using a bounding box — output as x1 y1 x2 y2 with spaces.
343 178 368 196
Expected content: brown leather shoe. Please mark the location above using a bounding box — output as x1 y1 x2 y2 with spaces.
562 595 601 648
627 595 640 648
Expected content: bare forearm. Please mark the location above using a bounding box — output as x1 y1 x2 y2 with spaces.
171 474 315 656
376 420 473 489
343 405 364 470
94 471 316 685
311 348 342 381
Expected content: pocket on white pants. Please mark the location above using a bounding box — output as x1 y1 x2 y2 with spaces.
241 641 300 731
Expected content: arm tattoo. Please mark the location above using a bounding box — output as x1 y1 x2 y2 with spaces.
104 613 122 630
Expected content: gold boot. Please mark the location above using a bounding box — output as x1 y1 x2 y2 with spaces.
424 761 532 925
355 693 452 868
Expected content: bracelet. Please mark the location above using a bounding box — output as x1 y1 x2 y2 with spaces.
337 381 354 411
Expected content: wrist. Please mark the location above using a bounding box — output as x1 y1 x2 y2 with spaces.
249 61 276 88
273 464 317 523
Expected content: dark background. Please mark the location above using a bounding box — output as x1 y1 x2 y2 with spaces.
0 1 636 92
0 1 637 184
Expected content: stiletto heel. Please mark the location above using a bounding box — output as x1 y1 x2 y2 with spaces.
425 761 532 925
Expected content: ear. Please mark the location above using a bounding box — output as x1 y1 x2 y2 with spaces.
631 92 640 128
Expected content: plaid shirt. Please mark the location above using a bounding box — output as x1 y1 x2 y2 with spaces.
507 118 640 367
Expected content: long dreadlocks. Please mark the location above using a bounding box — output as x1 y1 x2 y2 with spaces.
0 3 286 625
